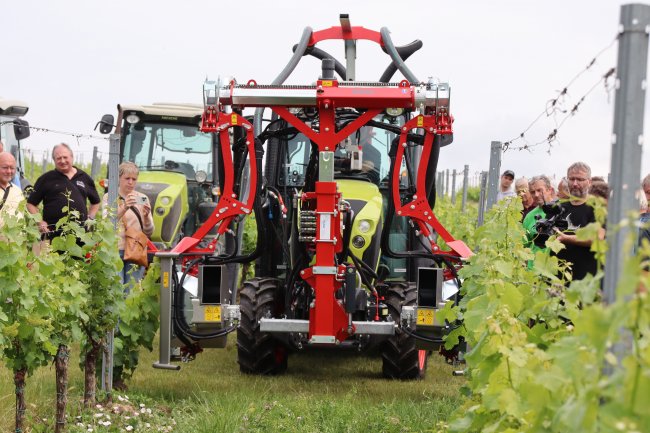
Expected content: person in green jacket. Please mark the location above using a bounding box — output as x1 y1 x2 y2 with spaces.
523 175 557 265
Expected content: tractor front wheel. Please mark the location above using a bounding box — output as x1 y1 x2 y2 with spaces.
237 278 288 375
381 283 428 380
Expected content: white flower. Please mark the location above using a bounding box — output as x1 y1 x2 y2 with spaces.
126 426 134 432
140 403 146 408
145 423 151 428
76 423 84 427
88 429 94 432
117 395 126 402
96 404 103 410
146 408 152 414
94 413 104 418
140 408 146 413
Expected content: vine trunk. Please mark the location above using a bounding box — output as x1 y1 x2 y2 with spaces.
55 344 69 433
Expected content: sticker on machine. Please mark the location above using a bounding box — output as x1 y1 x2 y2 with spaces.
319 214 331 240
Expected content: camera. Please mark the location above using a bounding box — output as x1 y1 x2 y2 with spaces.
136 195 148 205
533 202 569 248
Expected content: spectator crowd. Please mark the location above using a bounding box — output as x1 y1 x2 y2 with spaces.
496 162 649 283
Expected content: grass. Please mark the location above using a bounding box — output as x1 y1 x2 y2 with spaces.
1 337 464 432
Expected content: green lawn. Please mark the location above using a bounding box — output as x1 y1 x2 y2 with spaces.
1 338 464 432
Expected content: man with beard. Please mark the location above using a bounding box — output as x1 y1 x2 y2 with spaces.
554 162 597 281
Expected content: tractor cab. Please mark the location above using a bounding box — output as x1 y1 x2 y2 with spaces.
97 103 219 248
0 98 31 191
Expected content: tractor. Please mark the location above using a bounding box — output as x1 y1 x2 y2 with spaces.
0 97 32 190
152 15 471 379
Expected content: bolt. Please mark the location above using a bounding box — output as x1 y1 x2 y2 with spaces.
325 127 330 132
424 211 428 215
215 213 220 217
402 143 407 148
397 211 402 215
410 205 416 209
301 270 305 275
325 146 329 151
428 216 432 220
231 194 236 198
402 127 407 131
413 194 418 199
429 127 434 132
246 140 250 145
232 203 237 207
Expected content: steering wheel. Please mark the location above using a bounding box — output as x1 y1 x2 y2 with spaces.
164 160 179 170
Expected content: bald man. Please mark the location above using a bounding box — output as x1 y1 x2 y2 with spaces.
0 152 24 225
0 141 21 188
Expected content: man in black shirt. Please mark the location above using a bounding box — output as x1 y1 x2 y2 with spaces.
554 162 597 281
26 143 100 238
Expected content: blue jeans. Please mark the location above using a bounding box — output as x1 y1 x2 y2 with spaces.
119 250 145 293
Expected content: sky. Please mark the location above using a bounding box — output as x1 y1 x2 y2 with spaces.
1 0 647 185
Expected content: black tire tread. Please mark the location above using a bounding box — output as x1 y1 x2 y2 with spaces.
381 282 427 380
236 277 287 375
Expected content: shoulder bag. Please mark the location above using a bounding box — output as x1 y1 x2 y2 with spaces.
123 205 149 267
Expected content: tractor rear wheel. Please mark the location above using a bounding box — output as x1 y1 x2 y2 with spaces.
381 283 428 380
237 277 288 375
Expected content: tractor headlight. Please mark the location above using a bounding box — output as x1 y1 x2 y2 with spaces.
352 235 366 249
155 207 165 216
126 113 140 124
195 170 208 183
385 107 404 117
357 219 371 233
160 196 171 206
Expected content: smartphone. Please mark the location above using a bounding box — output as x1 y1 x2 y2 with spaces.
136 195 148 205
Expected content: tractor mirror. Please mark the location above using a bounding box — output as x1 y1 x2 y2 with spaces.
13 119 30 141
95 114 115 134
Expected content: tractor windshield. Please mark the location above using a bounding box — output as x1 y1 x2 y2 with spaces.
122 122 214 181
280 116 405 187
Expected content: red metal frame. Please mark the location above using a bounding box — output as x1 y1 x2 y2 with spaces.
391 115 472 260
171 110 257 255
181 25 471 344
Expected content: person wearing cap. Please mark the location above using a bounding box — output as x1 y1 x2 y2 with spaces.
496 169 516 202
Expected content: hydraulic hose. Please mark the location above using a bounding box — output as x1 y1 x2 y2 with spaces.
380 27 419 84
254 26 313 134
172 258 237 341
379 40 423 83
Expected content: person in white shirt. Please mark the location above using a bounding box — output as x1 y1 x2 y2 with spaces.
0 152 24 226
496 169 516 202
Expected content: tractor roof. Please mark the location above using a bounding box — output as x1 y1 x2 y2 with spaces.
0 98 29 116
118 102 203 118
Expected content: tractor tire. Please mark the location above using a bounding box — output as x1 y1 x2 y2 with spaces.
237 277 288 375
381 282 428 380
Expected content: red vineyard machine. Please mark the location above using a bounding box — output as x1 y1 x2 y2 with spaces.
153 15 471 379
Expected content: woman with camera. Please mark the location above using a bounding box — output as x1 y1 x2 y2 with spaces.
103 161 154 285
